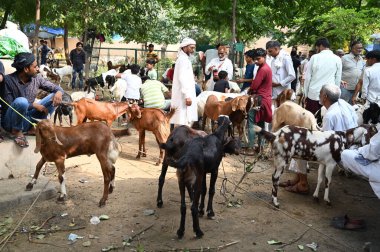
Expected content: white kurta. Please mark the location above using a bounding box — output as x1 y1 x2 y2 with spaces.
170 50 198 125
341 131 380 199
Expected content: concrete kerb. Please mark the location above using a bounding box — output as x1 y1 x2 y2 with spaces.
0 135 57 211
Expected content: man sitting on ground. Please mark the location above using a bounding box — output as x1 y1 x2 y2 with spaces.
0 52 63 148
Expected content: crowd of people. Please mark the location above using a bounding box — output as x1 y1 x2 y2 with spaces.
0 36 379 198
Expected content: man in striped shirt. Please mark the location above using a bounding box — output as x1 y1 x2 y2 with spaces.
140 79 171 110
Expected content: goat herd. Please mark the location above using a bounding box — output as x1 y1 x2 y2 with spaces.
25 85 378 239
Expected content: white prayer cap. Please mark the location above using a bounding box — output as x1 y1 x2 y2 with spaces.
180 37 196 48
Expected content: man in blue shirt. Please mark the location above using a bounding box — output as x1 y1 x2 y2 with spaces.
236 50 255 91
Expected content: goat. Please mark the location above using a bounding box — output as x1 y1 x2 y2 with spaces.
275 88 295 107
70 89 96 101
127 107 175 166
254 124 377 207
165 116 234 238
158 123 241 209
202 95 249 132
196 91 241 118
84 74 105 94
51 65 73 86
38 64 52 79
272 101 319 132
54 92 73 126
110 78 127 101
70 98 140 126
363 102 380 124
26 120 119 207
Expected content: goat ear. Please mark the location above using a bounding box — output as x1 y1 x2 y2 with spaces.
34 125 41 153
54 131 63 145
231 98 239 111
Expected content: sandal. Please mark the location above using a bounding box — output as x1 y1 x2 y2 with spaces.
279 180 297 188
14 136 29 148
331 215 366 230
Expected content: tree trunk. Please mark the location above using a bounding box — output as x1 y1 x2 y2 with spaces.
0 8 10 29
64 20 70 65
231 0 237 79
33 0 41 57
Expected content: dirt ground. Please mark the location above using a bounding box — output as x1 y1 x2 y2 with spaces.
1 128 380 252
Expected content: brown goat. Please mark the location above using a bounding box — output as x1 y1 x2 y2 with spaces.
203 95 249 131
26 120 119 207
128 108 175 166
70 98 141 126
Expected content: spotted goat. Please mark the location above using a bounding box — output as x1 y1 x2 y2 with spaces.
254 124 377 207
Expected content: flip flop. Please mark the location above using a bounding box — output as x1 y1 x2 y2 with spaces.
14 136 29 148
285 184 309 195
331 215 366 230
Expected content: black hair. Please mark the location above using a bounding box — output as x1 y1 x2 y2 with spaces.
218 70 228 80
172 63 175 68
266 40 281 49
130 64 141 74
141 75 150 83
365 50 380 61
315 38 330 48
244 49 255 59
146 59 156 65
291 50 297 57
12 52 35 71
76 42 84 47
350 41 362 49
253 48 266 57
148 44 154 47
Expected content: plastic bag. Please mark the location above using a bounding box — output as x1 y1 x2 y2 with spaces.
0 36 28 58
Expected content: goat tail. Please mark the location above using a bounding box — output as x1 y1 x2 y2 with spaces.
253 125 276 143
165 108 176 123
108 135 119 164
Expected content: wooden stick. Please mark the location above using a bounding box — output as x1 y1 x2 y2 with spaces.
278 228 309 249
131 223 154 240
28 233 66 248
38 215 56 230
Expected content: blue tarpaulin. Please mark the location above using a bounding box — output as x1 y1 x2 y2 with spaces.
23 24 64 38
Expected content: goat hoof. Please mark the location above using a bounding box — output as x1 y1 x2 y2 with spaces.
98 199 106 207
25 183 34 191
142 153 147 157
195 229 204 238
135 155 141 160
198 210 204 217
313 197 320 203
207 212 215 220
326 201 332 206
157 200 163 208
57 195 66 203
177 229 184 239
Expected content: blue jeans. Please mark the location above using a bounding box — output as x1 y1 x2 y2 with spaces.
340 87 355 105
72 68 84 89
2 93 55 132
247 108 264 148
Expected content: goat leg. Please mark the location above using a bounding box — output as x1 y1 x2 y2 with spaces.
206 171 218 219
155 136 163 166
157 157 168 208
142 130 147 157
53 111 59 126
109 165 116 194
177 173 187 239
26 157 46 191
323 164 334 206
69 112 73 126
313 164 325 203
198 173 207 217
271 163 285 208
191 172 204 238
56 160 67 202
98 155 112 207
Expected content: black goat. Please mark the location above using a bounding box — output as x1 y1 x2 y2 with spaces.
84 74 105 94
54 92 73 126
105 75 116 89
163 116 238 239
363 102 380 124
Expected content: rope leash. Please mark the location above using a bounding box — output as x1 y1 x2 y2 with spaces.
0 97 37 128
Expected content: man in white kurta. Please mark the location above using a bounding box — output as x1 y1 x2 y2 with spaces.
361 50 380 110
170 38 198 126
205 46 233 91
341 131 380 198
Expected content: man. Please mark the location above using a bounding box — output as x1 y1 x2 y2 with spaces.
202 44 220 81
161 64 175 84
246 48 272 154
0 52 63 148
291 50 301 93
283 84 357 193
140 79 171 110
38 40 53 65
335 49 345 58
361 50 380 113
304 37 342 115
170 38 198 126
146 44 159 63
70 42 86 90
236 49 256 91
205 46 233 91
341 41 365 104
341 130 380 199
266 40 296 106
146 59 158 80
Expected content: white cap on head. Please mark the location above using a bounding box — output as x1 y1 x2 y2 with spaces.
180 38 196 48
